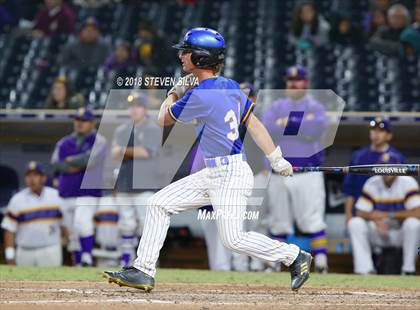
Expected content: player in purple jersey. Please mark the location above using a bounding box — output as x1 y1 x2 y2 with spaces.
52 107 107 266
259 66 329 273
105 27 312 292
343 117 406 224
348 153 419 275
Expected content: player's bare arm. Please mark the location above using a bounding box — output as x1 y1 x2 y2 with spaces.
389 207 420 220
245 113 276 155
112 143 150 160
344 196 355 223
4 230 16 265
158 93 177 126
357 207 419 222
246 113 293 177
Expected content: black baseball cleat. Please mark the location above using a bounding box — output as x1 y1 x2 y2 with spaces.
289 250 313 291
103 266 155 292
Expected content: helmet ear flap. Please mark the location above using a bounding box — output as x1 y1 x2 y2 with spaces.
191 49 211 67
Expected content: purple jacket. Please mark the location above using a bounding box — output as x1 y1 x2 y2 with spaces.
33 2 75 37
262 95 328 167
52 131 107 198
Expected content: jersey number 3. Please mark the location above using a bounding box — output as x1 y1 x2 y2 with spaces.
224 109 239 141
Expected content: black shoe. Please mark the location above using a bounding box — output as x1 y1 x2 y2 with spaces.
401 271 416 276
103 266 155 292
289 250 313 291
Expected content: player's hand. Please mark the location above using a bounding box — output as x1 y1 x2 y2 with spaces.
267 146 293 177
167 73 198 99
272 157 293 176
68 167 81 173
375 218 389 236
275 117 288 126
370 210 388 221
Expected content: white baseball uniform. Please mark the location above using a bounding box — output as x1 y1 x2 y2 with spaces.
61 197 80 252
1 186 64 266
94 195 120 249
264 172 326 235
112 118 161 266
348 176 420 274
201 210 250 271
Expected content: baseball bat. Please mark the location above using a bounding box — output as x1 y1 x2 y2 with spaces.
291 164 420 176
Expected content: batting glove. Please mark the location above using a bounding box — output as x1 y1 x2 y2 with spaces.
267 146 293 177
167 73 198 99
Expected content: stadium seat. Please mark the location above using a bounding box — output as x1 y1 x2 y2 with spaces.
0 0 417 113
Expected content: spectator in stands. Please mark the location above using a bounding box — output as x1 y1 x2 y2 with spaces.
330 14 363 45
400 26 420 56
364 9 387 38
51 107 107 266
399 5 420 56
73 0 112 8
348 153 420 275
343 117 406 224
412 5 420 31
60 16 110 70
1 161 66 266
363 0 390 37
135 20 171 75
369 4 411 56
289 1 330 49
32 0 75 37
104 41 136 72
45 75 85 109
0 0 21 33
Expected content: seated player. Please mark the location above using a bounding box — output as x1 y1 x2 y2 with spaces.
348 153 420 275
1 161 66 266
343 118 405 224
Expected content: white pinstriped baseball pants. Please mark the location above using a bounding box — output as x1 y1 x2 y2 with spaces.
134 154 300 277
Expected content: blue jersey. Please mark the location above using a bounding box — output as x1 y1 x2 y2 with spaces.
343 145 406 199
169 76 254 159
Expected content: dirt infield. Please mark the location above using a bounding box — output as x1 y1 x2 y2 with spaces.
1 280 419 310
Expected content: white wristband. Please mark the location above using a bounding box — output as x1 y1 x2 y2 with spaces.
266 146 283 164
5 247 15 260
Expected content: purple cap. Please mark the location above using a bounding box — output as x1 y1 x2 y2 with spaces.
239 82 256 98
82 17 99 29
25 161 45 175
286 65 308 80
369 117 391 132
74 107 94 121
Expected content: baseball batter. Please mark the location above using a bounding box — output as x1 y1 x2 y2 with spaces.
105 27 312 292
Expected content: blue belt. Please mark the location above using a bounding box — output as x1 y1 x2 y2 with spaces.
204 154 246 168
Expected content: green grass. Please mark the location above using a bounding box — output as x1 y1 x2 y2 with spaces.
0 265 418 289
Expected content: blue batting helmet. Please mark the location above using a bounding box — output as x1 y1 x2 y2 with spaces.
172 27 225 68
